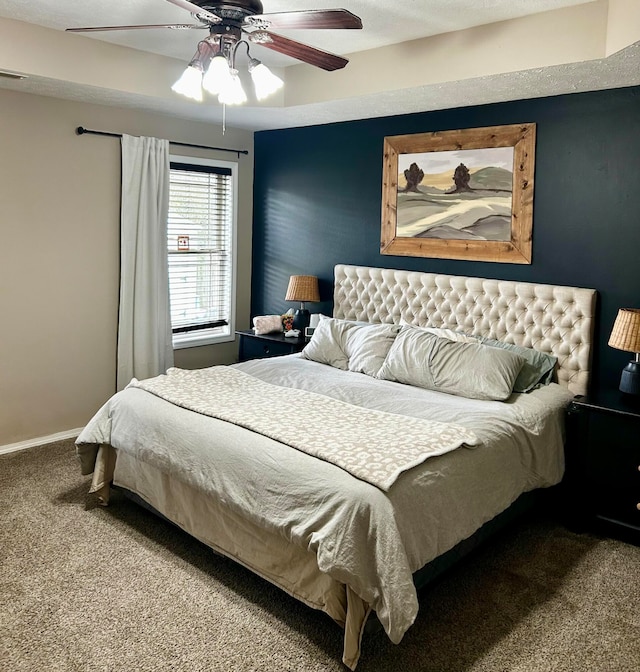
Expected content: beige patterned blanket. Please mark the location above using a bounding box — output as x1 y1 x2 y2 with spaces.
129 366 479 491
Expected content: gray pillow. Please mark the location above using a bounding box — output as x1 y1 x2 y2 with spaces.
377 327 525 401
479 337 557 392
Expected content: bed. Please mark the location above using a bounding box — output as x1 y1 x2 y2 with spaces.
76 264 596 669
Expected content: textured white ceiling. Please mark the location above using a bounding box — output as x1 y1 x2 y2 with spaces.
0 0 592 66
1 0 639 131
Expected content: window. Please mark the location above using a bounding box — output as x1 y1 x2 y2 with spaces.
168 156 237 349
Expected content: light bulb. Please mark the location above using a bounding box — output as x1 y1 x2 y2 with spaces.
218 69 247 106
249 60 283 101
203 54 233 95
171 66 203 102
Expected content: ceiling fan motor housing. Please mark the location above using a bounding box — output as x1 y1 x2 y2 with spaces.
191 0 265 21
207 23 243 55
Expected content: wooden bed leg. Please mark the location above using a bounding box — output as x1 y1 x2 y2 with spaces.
88 444 117 506
95 482 111 506
342 587 372 670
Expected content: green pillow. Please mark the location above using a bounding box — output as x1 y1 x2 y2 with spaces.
479 337 557 393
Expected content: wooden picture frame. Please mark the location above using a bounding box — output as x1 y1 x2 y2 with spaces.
380 123 536 264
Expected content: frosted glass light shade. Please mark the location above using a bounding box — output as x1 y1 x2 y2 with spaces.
218 69 247 106
202 54 233 95
171 66 203 101
249 61 283 101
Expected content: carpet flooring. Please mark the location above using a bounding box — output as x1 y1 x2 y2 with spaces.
1 439 639 672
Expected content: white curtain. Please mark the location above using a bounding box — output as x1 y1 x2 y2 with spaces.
117 134 173 391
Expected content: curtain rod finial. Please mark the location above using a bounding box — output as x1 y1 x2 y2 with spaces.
76 126 86 135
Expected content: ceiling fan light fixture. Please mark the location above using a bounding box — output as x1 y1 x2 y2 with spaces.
172 38 216 101
65 5 362 109
171 65 204 101
202 53 233 95
218 69 247 106
248 58 283 101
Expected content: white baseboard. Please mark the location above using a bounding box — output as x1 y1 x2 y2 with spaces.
0 428 84 456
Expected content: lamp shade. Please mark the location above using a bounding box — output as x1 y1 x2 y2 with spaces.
608 308 640 353
202 53 233 95
285 275 320 303
249 59 284 101
171 65 204 101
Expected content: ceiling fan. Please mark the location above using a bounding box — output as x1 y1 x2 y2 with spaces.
66 0 363 72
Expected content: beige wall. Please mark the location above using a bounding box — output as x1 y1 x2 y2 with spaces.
285 0 612 106
0 88 254 447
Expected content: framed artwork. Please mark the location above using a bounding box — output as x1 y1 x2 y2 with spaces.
380 123 536 264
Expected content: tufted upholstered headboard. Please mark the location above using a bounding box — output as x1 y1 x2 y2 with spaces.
333 264 597 397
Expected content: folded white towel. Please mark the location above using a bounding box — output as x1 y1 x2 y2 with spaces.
253 314 283 335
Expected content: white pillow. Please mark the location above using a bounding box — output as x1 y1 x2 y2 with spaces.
301 317 401 377
343 322 402 377
377 326 525 401
399 321 478 344
301 317 350 369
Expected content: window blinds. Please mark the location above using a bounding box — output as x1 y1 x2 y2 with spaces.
168 162 233 334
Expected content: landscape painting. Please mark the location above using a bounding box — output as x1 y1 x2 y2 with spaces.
397 146 514 240
381 124 536 264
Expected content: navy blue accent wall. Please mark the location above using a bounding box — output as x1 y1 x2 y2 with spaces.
252 86 640 392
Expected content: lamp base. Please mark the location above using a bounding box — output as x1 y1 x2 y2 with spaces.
292 308 310 332
619 360 640 395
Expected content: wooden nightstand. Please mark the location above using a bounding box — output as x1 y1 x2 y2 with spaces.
565 389 640 544
236 329 307 362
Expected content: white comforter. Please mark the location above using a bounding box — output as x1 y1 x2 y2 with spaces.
129 366 479 490
76 355 572 647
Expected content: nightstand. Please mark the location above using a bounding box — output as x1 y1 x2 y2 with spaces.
236 329 307 362
565 389 640 544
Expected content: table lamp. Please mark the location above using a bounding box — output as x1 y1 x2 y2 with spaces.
608 308 640 395
285 275 320 332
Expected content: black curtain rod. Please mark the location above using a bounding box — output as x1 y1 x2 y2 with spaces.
75 126 249 157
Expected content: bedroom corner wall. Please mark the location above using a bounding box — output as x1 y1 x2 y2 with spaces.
252 85 640 392
0 89 254 447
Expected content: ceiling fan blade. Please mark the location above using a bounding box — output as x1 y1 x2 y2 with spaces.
66 24 208 33
251 32 348 71
165 0 221 24
246 9 362 31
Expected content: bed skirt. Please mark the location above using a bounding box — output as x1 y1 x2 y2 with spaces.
88 444 537 668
